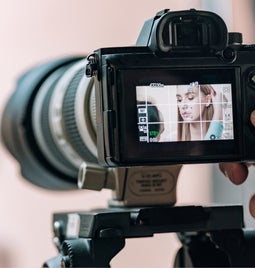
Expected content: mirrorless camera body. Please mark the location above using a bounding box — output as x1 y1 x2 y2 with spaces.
87 9 255 167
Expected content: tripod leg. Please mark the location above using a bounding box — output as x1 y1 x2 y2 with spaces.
211 229 255 267
174 232 230 267
174 246 193 267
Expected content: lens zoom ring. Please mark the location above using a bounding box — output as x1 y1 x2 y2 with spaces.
40 76 78 173
62 68 97 163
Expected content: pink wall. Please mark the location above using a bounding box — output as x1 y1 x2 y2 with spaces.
0 0 254 267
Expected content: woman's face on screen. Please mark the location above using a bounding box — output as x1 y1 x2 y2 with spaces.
176 85 207 122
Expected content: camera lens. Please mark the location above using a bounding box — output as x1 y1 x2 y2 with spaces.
32 59 97 177
1 58 98 189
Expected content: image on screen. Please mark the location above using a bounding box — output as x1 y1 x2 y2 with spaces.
136 82 234 143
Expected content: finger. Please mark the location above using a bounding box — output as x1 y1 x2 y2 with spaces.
219 162 249 185
249 194 255 218
250 110 255 127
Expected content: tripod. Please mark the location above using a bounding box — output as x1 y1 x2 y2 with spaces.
43 205 255 267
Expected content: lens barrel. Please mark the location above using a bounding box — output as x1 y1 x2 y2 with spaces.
1 57 97 190
32 59 97 176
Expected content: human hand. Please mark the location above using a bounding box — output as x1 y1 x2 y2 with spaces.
219 110 255 217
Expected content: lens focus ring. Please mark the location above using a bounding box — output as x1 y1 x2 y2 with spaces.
62 67 97 163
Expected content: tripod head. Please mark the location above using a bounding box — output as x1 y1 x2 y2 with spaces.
43 205 255 268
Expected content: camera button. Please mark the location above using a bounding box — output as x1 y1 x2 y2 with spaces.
222 47 236 62
248 70 255 88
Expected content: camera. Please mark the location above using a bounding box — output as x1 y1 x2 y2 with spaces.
3 9 255 267
86 8 255 167
2 8 255 205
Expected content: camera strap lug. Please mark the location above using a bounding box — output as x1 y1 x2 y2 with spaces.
86 53 98 77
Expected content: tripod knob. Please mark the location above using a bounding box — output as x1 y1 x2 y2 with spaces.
61 239 90 268
60 236 125 268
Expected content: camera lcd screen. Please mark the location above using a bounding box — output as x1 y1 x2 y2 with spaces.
116 67 240 165
136 82 234 143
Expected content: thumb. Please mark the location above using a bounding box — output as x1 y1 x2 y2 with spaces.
249 194 255 218
250 110 255 127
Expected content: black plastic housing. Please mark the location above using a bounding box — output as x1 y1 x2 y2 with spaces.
92 45 255 167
